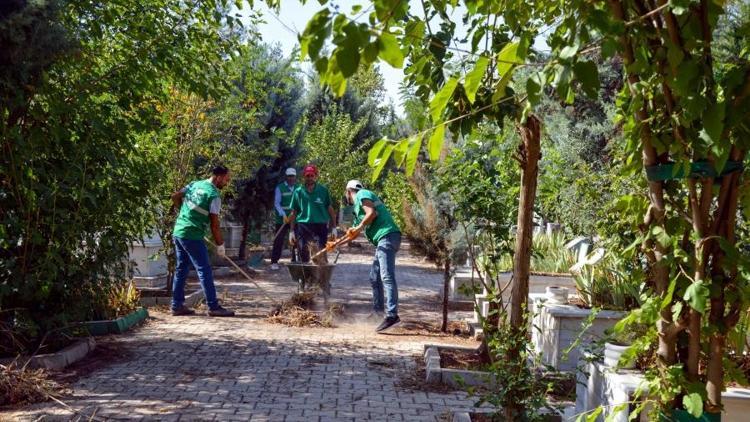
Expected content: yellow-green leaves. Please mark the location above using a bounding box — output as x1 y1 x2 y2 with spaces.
683 393 703 418
496 41 521 78
405 135 422 175
430 77 458 122
573 60 599 99
369 138 395 182
464 56 489 103
377 33 404 68
428 125 445 163
299 9 331 60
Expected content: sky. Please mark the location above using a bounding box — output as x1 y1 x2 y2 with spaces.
250 1 411 114
247 1 551 116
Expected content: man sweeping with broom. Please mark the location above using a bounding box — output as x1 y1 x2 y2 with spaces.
344 180 402 332
169 165 235 317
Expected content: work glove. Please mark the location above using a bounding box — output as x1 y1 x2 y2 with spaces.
216 244 226 257
283 215 291 224
288 231 297 245
331 227 339 239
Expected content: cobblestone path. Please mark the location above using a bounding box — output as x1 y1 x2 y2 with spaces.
4 242 483 421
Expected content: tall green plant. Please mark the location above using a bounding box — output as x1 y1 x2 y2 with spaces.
0 0 249 353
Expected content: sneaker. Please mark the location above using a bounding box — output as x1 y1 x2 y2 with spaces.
375 316 401 332
171 306 195 316
270 263 280 271
207 306 235 317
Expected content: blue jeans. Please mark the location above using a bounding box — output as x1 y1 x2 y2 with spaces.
297 223 328 263
370 232 401 317
172 237 219 311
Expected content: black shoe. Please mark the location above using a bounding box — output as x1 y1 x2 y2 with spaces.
375 316 400 332
171 306 195 316
208 306 235 317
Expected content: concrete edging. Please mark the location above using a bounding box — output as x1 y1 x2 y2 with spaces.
26 337 96 371
423 344 497 388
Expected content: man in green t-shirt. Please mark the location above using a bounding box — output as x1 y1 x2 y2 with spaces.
344 180 402 332
169 165 235 317
270 167 298 270
288 164 337 262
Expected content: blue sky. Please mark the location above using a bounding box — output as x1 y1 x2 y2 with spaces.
248 2 551 116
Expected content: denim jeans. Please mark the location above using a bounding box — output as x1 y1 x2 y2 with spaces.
296 223 328 263
370 231 401 317
271 223 290 264
172 237 219 311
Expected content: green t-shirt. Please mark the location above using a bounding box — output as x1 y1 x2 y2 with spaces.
275 182 296 224
290 183 332 224
352 189 400 244
173 179 220 240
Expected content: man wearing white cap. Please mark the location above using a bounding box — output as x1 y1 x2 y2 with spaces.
270 167 298 270
344 179 402 332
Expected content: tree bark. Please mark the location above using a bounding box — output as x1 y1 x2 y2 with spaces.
239 219 249 260
504 114 541 421
441 257 451 333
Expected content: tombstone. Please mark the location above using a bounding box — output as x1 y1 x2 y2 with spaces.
129 232 168 289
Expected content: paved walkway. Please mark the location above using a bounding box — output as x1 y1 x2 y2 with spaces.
4 242 481 421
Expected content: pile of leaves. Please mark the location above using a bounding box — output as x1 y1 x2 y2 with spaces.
0 362 61 407
266 292 345 328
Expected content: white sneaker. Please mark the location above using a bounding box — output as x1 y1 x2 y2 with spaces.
270 263 280 271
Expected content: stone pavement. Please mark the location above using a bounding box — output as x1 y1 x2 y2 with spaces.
3 241 484 421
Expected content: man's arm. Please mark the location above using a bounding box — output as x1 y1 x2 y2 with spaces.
351 199 377 235
209 214 224 245
328 205 337 228
171 190 185 209
273 186 286 217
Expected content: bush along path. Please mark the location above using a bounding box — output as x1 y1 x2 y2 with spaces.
2 243 488 421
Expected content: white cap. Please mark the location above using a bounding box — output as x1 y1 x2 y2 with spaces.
346 179 364 191
285 167 297 176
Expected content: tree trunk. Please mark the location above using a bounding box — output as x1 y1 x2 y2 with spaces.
441 257 451 333
504 114 541 421
238 219 249 260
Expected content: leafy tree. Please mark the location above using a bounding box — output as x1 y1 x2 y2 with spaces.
223 43 306 258
301 106 369 205
0 0 249 353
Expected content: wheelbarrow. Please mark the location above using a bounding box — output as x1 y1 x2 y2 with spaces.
285 263 335 303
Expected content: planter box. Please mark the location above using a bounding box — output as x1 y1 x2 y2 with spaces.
220 223 244 249
576 357 750 422
129 234 167 278
532 303 624 372
132 273 169 289
84 307 148 336
25 338 96 371
424 344 498 388
450 267 482 302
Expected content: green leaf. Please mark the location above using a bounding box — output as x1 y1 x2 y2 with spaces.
392 138 410 167
363 42 379 63
586 407 603 422
559 41 580 60
368 138 388 167
684 281 710 314
672 301 684 323
573 60 599 99
377 33 404 68
651 226 672 249
465 56 489 104
371 142 395 182
429 77 458 122
335 46 360 77
497 41 521 77
405 135 422 176
683 393 703 417
429 124 445 163
526 72 543 105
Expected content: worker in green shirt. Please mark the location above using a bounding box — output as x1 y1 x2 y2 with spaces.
270 167 298 270
169 165 235 317
288 164 337 262
344 180 402 332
